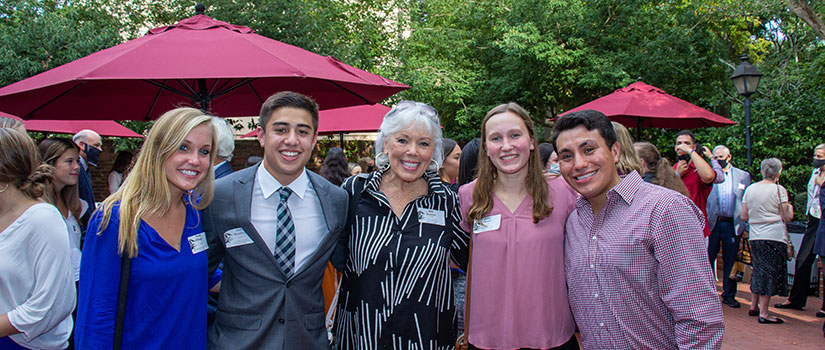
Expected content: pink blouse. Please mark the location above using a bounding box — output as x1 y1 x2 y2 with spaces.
458 175 578 349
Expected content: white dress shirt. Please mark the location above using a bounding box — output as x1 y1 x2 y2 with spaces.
807 168 821 219
251 164 327 272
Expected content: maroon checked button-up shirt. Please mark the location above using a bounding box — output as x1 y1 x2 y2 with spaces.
564 172 724 350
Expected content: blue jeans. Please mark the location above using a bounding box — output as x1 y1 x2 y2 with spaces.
708 220 739 298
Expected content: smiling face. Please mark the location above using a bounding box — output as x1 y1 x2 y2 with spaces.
384 126 435 183
556 125 621 206
441 144 461 181
52 148 80 190
257 107 317 185
484 111 534 177
164 123 212 198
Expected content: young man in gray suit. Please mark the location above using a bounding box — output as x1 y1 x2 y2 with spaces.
204 91 348 349
706 144 751 308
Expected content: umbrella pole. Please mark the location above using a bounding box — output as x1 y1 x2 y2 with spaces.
339 132 345 148
636 119 641 140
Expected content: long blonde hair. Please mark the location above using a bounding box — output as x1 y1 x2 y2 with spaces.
612 122 643 175
97 108 216 257
468 103 551 224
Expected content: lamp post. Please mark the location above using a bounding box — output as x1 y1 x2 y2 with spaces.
729 54 762 167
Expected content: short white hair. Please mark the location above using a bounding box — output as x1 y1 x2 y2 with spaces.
760 157 782 180
814 144 825 154
712 145 730 155
210 117 235 161
72 129 100 144
375 101 443 172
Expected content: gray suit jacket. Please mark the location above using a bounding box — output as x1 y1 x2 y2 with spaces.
706 166 750 236
204 166 348 349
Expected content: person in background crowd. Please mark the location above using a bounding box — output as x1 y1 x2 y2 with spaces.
0 116 26 133
75 107 216 348
246 155 262 168
211 117 236 179
453 136 481 336
348 162 362 176
204 92 348 349
0 128 75 350
706 145 750 309
553 110 724 349
776 144 825 317
440 138 461 190
332 101 468 349
358 156 375 174
459 102 579 349
458 138 482 187
72 129 104 227
674 130 724 238
612 122 643 175
634 141 690 196
107 151 133 195
320 146 351 187
38 138 83 284
742 158 794 324
538 142 559 174
815 157 825 338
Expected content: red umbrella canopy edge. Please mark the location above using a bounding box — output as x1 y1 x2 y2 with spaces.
0 13 407 121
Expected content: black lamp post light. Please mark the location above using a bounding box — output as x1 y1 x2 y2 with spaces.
729 54 763 167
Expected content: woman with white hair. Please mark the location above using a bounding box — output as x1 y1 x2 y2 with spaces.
742 157 794 324
332 101 469 349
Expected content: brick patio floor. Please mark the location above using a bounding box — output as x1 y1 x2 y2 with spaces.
718 281 825 349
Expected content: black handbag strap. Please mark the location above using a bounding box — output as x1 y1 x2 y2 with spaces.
113 253 132 350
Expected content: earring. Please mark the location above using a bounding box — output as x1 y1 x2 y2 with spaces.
0 183 7 193
376 153 390 171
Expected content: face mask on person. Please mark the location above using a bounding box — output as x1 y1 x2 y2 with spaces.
717 159 728 169
813 158 825 169
548 163 560 175
85 144 102 167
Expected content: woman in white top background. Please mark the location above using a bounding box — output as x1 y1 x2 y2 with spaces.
742 157 794 324
38 138 84 283
107 151 133 195
0 128 75 349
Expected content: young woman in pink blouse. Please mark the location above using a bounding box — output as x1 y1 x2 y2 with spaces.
459 102 579 350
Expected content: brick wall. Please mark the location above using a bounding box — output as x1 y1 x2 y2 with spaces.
89 139 375 201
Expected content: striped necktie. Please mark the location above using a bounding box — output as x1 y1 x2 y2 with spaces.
274 187 296 277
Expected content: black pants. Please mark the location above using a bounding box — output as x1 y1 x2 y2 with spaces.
787 215 825 309
469 335 579 350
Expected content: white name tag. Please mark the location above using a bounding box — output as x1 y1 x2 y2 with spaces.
224 227 254 248
188 232 208 254
738 183 746 190
417 208 446 226
473 214 501 233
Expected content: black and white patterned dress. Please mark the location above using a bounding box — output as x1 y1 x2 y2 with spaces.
333 170 469 350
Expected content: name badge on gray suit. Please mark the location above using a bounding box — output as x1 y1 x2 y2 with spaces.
224 227 254 248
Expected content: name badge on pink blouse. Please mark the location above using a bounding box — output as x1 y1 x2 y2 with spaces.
473 214 501 233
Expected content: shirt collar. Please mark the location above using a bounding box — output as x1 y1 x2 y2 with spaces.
364 169 446 196
256 163 310 200
213 160 229 171
575 171 643 210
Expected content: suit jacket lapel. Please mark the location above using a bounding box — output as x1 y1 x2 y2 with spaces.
234 171 283 271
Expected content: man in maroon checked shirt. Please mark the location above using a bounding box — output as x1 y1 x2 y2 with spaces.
552 110 724 350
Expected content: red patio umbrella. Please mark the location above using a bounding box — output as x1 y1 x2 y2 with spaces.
25 120 143 138
0 7 407 121
1 111 142 138
243 104 390 138
561 81 735 135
